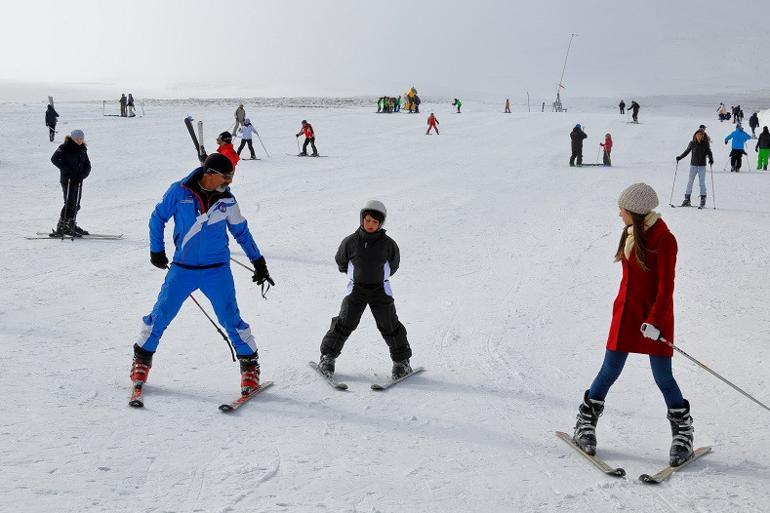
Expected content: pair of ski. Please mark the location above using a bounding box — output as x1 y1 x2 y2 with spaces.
26 231 124 240
129 381 275 412
308 361 425 391
285 153 328 158
668 204 707 210
555 431 712 484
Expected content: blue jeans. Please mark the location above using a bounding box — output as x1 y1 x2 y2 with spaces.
685 165 707 196
589 349 684 408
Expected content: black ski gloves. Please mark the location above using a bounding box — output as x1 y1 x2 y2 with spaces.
150 251 169 269
251 256 275 286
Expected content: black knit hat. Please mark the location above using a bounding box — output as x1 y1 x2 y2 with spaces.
218 131 232 143
203 153 234 175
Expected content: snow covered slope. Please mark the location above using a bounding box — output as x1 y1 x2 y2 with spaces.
1 100 769 513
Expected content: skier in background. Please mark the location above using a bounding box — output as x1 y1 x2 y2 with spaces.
453 98 462 113
119 93 127 117
748 112 759 138
426 113 439 135
413 94 421 113
233 104 246 134
216 131 240 168
571 183 694 468
237 119 258 160
50 129 91 236
629 101 640 123
619 100 626 115
505 98 511 113
296 120 318 156
725 124 752 172
128 93 136 117
569 124 587 166
130 153 274 397
755 126 770 170
676 128 713 207
317 200 413 380
45 103 59 142
600 133 613 166
717 103 729 121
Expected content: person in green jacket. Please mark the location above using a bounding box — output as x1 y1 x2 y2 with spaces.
453 98 462 113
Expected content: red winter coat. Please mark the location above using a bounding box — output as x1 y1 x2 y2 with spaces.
606 218 677 357
601 136 613 153
427 115 438 126
218 143 240 169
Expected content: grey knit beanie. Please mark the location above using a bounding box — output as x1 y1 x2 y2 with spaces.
618 183 659 214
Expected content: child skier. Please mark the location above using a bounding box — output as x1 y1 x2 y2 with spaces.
426 113 439 135
600 133 613 166
619 100 626 115
571 183 694 468
237 119 258 159
317 200 413 380
725 124 752 172
50 129 91 236
755 126 770 170
453 98 462 113
216 131 240 168
676 129 714 207
296 120 318 156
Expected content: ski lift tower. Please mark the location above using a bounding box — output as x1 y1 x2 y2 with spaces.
553 33 577 112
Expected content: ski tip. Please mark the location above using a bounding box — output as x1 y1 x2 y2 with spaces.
336 383 349 390
612 468 627 477
638 473 658 483
371 383 384 391
218 404 234 412
129 400 144 408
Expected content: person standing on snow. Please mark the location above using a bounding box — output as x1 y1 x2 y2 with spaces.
237 119 260 159
505 98 511 113
569 124 587 166
453 98 462 113
426 113 439 135
676 129 714 207
233 104 246 134
571 183 694 468
600 133 613 166
127 93 136 117
130 153 275 398
717 103 729 121
50 129 92 236
119 93 127 117
216 131 240 168
749 112 760 138
316 200 413 380
619 100 626 115
296 120 318 156
725 124 752 172
629 101 641 123
755 126 770 170
45 103 59 142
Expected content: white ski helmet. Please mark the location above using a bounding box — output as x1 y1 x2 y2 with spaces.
360 199 387 227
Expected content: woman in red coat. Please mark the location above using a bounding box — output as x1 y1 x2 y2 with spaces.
572 183 694 467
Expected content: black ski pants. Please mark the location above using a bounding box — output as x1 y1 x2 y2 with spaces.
237 138 256 158
620 107 625 114
570 147 583 166
320 284 412 362
302 136 318 155
48 124 56 142
730 149 745 171
60 178 83 221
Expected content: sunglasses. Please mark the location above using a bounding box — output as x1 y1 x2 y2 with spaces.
207 168 234 179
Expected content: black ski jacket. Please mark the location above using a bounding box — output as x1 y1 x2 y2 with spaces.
335 227 400 286
756 130 770 150
630 102 640 114
45 106 59 127
570 128 587 150
51 137 91 181
749 114 759 128
678 139 713 166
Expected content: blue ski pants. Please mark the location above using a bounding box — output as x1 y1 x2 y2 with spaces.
136 264 257 356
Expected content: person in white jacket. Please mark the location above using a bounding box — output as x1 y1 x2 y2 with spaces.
237 118 258 159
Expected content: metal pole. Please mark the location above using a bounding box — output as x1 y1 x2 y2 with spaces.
659 337 770 413
254 127 270 158
555 33 577 107
527 91 530 113
710 164 717 209
668 161 679 206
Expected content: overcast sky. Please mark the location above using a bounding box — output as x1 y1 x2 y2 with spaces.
1 0 768 101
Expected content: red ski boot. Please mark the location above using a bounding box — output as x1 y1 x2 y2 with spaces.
130 344 153 388
239 354 260 396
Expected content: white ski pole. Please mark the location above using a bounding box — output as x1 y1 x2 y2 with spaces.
254 127 270 158
668 161 679 206
710 164 716 209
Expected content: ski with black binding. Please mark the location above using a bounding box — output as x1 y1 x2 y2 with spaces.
308 361 348 390
27 234 124 241
36 231 124 239
370 366 425 390
638 446 712 484
129 386 144 408
285 153 329 158
219 381 274 412
555 431 626 477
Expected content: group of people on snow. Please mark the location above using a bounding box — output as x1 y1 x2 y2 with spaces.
377 96 402 113
118 93 136 117
618 100 640 123
569 124 613 167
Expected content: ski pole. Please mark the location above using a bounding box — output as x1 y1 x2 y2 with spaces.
254 127 270 158
710 164 716 209
659 337 770 413
230 257 272 299
189 293 237 362
296 136 301 155
595 147 601 165
668 161 679 206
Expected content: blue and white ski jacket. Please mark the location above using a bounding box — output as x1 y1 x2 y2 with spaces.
725 129 752 150
149 168 261 267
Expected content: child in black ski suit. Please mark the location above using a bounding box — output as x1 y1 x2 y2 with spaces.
318 200 413 379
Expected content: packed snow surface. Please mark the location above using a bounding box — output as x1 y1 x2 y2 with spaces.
1 100 769 512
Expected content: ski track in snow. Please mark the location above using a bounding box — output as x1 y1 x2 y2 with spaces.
1 100 770 512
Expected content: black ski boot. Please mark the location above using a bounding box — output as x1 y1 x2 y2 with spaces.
573 390 604 455
391 358 412 379
680 194 691 207
667 400 694 466
699 195 706 208
73 223 90 236
318 354 336 375
51 218 81 237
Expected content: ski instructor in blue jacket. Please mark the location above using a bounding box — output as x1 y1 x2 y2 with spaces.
725 124 752 172
130 153 274 397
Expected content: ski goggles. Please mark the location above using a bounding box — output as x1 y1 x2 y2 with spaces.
206 168 234 179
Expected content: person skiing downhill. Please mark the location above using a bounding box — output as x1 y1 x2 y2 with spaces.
453 98 462 113
600 133 613 166
237 119 259 159
45 103 59 142
755 126 770 170
725 124 752 172
676 129 714 207
130 153 274 397
50 129 91 236
426 113 439 135
619 100 626 115
749 112 760 138
571 183 694 468
296 120 318 156
628 101 640 123
569 124 587 166
317 200 413 380
216 131 240 168
233 104 246 135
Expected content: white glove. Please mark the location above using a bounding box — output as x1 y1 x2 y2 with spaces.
640 323 660 341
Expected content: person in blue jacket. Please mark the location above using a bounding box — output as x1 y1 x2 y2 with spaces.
725 124 752 172
130 153 275 396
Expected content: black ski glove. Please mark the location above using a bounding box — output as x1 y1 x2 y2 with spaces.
709 158 714 165
675 156 682 162
251 256 275 286
150 251 169 269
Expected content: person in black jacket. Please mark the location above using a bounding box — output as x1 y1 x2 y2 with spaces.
755 126 770 170
50 129 92 236
570 124 587 166
676 129 714 207
318 200 413 379
45 104 59 142
629 101 641 123
619 100 626 115
749 112 760 138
